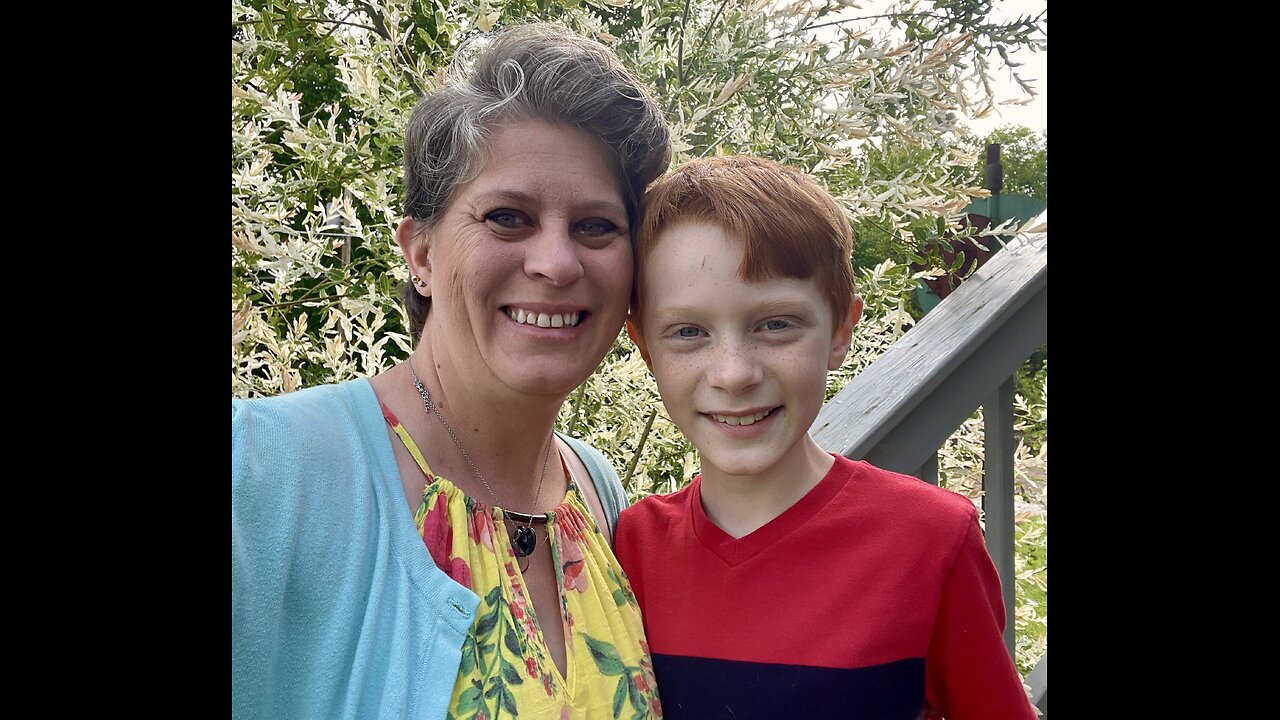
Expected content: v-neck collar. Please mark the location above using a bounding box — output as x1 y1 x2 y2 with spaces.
689 453 852 567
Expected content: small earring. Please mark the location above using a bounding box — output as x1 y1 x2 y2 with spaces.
411 274 427 288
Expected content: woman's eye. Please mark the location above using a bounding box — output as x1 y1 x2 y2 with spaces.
676 326 702 338
486 210 528 228
575 218 619 236
763 319 790 331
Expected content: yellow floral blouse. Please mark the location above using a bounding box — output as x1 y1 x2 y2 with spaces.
382 403 662 720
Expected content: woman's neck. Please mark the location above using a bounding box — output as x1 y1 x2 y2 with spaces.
402 346 569 508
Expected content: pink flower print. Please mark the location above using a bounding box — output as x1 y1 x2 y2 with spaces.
468 507 495 551
422 493 453 572
447 557 472 590
526 657 539 679
421 494 472 589
640 656 657 692
542 672 554 697
522 609 539 640
560 528 588 593
557 505 588 542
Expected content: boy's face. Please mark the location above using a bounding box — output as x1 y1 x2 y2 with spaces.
630 219 858 482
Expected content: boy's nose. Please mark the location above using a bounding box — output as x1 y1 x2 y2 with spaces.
707 341 764 394
524 226 585 286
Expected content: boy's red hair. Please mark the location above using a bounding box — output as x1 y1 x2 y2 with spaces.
634 155 856 321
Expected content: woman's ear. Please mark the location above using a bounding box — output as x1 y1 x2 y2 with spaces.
828 295 864 371
626 317 653 369
396 217 433 296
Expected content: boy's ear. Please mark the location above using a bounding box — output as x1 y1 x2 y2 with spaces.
828 295 864 371
626 316 653 369
396 216 433 297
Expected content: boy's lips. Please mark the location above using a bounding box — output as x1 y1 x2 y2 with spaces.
706 407 777 426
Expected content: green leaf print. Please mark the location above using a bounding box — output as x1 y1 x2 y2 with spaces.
460 636 477 674
584 634 626 676
476 607 499 636
626 673 644 715
503 625 521 656
499 684 517 716
477 638 495 675
486 586 503 605
456 684 481 714
501 660 524 685
608 567 638 606
613 676 626 718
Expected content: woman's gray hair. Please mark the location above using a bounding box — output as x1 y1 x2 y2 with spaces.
400 22 672 342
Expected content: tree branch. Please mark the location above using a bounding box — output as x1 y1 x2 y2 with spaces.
295 16 381 33
798 11 946 36
622 408 659 491
260 292 357 310
677 0 691 84
698 0 733 51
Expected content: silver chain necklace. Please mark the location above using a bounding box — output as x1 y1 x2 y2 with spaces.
408 359 552 561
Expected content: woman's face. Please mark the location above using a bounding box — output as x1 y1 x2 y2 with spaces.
416 117 633 399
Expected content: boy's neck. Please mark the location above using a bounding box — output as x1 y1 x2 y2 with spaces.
697 436 836 539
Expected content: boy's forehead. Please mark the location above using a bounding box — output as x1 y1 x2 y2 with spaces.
639 219 826 303
645 218 740 262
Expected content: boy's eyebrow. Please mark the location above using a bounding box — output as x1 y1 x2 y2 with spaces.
645 303 704 321
646 297 819 320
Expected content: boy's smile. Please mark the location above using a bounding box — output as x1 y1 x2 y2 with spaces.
632 219 858 491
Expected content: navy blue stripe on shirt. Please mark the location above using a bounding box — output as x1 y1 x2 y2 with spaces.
652 654 925 720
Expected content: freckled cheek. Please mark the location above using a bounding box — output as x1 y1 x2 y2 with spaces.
652 358 699 394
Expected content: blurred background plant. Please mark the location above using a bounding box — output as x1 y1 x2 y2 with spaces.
233 0 1046 675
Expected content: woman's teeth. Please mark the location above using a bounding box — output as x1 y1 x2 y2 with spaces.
506 308 582 328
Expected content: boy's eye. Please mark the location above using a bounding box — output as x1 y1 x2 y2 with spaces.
762 319 790 331
676 326 703 338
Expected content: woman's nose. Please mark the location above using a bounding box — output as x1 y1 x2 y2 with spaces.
524 226 585 286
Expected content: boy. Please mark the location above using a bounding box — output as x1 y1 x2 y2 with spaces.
614 156 1037 720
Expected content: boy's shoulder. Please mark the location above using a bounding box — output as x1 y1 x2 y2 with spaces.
837 456 980 529
616 482 697 535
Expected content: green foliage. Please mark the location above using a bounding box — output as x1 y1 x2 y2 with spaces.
968 124 1047 202
1013 513 1047 676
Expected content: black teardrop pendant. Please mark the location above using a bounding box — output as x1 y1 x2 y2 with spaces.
512 525 537 558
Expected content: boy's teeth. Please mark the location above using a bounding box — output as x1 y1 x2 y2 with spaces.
506 308 581 327
711 409 773 426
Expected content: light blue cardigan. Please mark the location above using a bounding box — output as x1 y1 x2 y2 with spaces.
232 379 628 719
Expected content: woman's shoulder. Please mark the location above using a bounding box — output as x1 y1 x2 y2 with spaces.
232 378 375 435
232 378 388 493
556 433 628 530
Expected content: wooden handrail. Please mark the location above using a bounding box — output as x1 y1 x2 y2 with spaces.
811 210 1047 711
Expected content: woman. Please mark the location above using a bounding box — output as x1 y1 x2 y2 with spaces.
232 23 671 719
